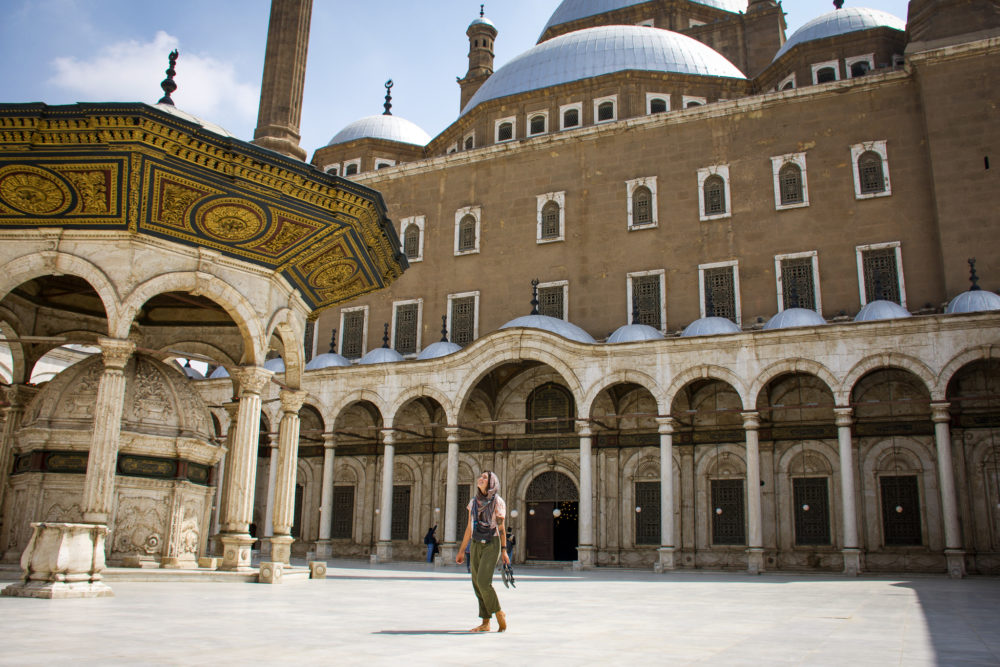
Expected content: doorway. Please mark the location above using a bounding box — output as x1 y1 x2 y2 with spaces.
525 471 579 561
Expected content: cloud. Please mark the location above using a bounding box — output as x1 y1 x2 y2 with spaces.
49 30 259 135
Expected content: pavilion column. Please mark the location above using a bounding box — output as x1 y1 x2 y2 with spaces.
655 417 676 572
314 432 336 559
375 430 395 562
269 389 307 565
742 411 764 574
260 432 278 558
0 385 37 530
441 427 461 565
577 423 595 568
932 402 966 578
210 401 240 556
218 366 272 571
835 407 862 576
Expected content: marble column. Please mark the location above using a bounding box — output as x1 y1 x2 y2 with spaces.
0 385 37 530
314 432 336 559
218 366 272 571
269 389 307 565
577 424 595 568
260 433 278 558
376 430 395 562
655 417 676 572
742 411 764 574
932 402 966 578
441 427 461 565
835 407 862 576
210 401 240 556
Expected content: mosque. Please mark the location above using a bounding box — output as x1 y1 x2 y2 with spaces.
1 0 999 597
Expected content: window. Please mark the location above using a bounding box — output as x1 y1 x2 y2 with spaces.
635 481 661 545
447 291 479 347
697 165 731 221
527 382 575 433
560 103 582 130
391 485 410 540
399 215 424 262
793 477 831 545
495 117 515 143
464 134 475 150
537 280 568 320
536 192 565 243
627 270 665 331
594 95 617 123
374 159 395 170
392 299 421 356
857 242 906 307
454 206 481 255
699 260 740 324
771 153 809 209
626 177 658 230
851 141 891 198
682 95 707 109
331 486 354 539
339 307 367 360
447 143 458 154
324 164 340 176
778 73 796 91
344 161 360 176
646 94 669 114
812 60 840 84
776 251 821 313
529 113 547 136
846 54 875 78
880 475 922 546
711 479 745 545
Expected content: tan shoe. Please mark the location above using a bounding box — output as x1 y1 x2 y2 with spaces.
495 610 507 632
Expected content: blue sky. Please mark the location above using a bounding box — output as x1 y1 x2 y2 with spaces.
1 1 912 158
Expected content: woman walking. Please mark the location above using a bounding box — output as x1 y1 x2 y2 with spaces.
456 470 509 632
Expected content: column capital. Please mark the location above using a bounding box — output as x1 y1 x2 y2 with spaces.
322 432 337 449
656 416 675 433
444 426 461 442
97 336 135 370
381 429 395 446
222 400 240 420
930 401 952 423
577 422 593 438
2 383 38 409
741 411 760 430
231 366 273 396
279 389 308 414
834 406 854 427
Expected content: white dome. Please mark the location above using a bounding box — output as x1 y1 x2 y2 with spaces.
178 362 205 380
462 25 745 116
327 114 431 147
607 323 665 343
764 308 827 330
541 0 748 37
681 316 742 337
305 352 352 370
209 365 230 379
264 357 286 373
854 300 912 322
153 103 236 138
499 314 596 344
416 341 463 360
470 15 496 29
358 347 405 365
774 7 906 61
946 289 1000 314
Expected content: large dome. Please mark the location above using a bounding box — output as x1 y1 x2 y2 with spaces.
327 114 431 147
541 0 749 37
774 7 906 61
461 25 745 116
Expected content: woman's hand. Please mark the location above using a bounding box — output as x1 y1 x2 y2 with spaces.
501 549 510 565
456 551 465 565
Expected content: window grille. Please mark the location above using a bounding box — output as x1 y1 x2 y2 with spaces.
704 266 737 322
858 151 885 194
703 175 726 215
632 186 653 225
563 108 579 128
332 486 354 539
391 485 410 540
635 481 661 545
880 475 922 546
527 382 574 433
464 136 474 150
711 479 745 545
780 257 816 310
403 224 420 259
862 248 901 304
537 286 564 320
598 101 614 121
530 115 545 134
779 163 803 205
632 274 661 329
541 201 560 239
526 470 580 502
793 477 831 545
816 67 837 83
649 98 667 114
450 296 476 346
393 303 419 355
497 122 513 141
345 163 359 176
458 214 477 251
851 61 871 77
341 310 365 359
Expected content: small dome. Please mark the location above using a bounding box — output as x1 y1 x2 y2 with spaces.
499 314 596 344
264 357 285 373
764 308 827 330
178 362 205 380
358 347 405 365
541 0 748 37
153 103 236 138
946 289 1000 314
327 114 431 147
305 352 352 370
470 15 496 29
854 300 912 322
462 25 745 116
774 7 906 61
417 341 463 360
607 323 665 343
208 365 230 379
681 316 742 337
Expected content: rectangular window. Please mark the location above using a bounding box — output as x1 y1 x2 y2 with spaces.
635 481 661 545
862 247 902 305
450 295 477 347
711 479 745 545
538 285 565 320
632 274 662 330
332 486 354 539
393 302 420 356
780 257 817 311
341 309 366 360
703 266 737 322
880 475 922 546
793 477 831 545
391 485 410 541
457 484 471 539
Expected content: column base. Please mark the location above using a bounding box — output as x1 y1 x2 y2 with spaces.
746 547 765 575
219 534 256 571
945 549 966 579
1 522 113 599
268 535 294 565
654 546 677 573
438 542 458 566
842 548 863 576
375 540 393 563
313 539 333 560
575 546 596 570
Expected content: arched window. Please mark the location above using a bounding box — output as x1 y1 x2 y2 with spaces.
530 114 546 135
685 100 702 108
781 80 795 91
344 163 359 176
403 223 420 259
703 175 726 215
858 150 885 194
527 382 575 433
541 201 560 239
632 185 653 225
563 108 579 128
458 214 477 251
816 67 837 83
779 163 804 205
497 121 513 142
464 135 474 150
649 97 667 114
597 101 614 121
850 61 871 78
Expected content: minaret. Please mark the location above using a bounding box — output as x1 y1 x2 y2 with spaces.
252 0 312 161
458 5 498 111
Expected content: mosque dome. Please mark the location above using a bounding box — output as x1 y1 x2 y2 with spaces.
153 103 236 138
607 322 665 343
774 7 906 61
681 316 742 337
263 357 286 373
470 15 496 29
541 0 748 37
209 365 230 379
945 289 1000 314
358 347 405 365
178 361 205 380
327 114 431 147
499 314 596 344
305 352 352 370
416 341 463 360
854 300 912 322
461 25 746 115
764 308 827 330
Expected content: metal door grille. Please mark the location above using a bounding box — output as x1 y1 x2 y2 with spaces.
704 267 736 322
863 248 900 304
391 485 410 541
635 481 661 545
332 486 354 539
781 257 816 310
450 296 475 346
880 475 922 546
632 275 661 329
711 479 745 545
341 310 365 359
793 477 831 545
393 303 418 355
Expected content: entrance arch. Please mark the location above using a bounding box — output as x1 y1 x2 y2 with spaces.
525 471 578 561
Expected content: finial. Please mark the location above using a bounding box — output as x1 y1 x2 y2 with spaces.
328 329 337 354
631 299 641 325
480 4 485 18
968 258 981 291
833 0 844 8
382 322 390 348
705 287 716 318
157 50 179 105
440 315 449 342
530 279 540 315
383 79 393 116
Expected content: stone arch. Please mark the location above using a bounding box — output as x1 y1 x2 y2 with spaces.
329 390 391 428
695 443 747 479
295 457 316 541
494 365 576 432
580 368 667 418
157 340 237 370
388 385 455 425
512 459 580 508
665 364 749 411
938 345 1000 398
776 440 837 476
749 359 840 408
843 353 937 403
266 307 305 389
0 316 26 384
860 436 940 551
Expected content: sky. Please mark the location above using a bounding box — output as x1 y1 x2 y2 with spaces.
1 0 912 158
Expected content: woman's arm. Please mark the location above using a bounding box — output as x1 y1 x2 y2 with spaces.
456 509 473 564
498 515 510 565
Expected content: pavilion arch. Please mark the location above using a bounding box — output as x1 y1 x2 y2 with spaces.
580 369 667 419
664 364 749 412
749 359 839 408
266 307 305 389
842 353 937 403
937 345 1000 398
388 386 456 426
157 340 237 370
116 272 265 365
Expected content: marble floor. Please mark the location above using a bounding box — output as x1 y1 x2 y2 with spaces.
1 561 998 666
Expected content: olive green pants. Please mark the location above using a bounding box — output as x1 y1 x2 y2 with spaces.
469 536 502 619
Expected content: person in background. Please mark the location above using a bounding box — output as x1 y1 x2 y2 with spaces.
424 525 438 563
505 527 516 563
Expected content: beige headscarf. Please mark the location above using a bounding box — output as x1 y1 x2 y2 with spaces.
473 471 500 533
